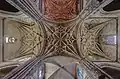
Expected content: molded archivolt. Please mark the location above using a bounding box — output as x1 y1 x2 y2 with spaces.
3 0 116 79
5 0 115 61
0 60 25 78
6 0 84 22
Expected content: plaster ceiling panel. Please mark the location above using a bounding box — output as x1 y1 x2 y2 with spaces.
4 19 21 60
45 63 60 79
3 18 44 61
44 0 78 21
79 17 117 61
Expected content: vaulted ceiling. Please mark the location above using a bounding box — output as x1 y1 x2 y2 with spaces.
0 0 117 62
0 0 120 79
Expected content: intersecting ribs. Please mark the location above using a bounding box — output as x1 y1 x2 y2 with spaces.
44 0 77 21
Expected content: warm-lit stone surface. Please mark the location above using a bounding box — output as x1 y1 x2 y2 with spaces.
44 0 77 21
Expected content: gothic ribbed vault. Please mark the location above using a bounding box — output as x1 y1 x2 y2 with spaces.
1 0 119 79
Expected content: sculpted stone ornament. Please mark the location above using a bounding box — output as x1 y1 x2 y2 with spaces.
3 0 115 79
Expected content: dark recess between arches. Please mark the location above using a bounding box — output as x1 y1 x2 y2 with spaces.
0 0 19 12
103 0 120 11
